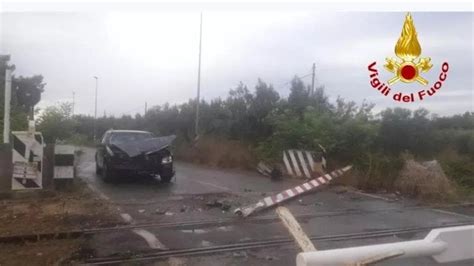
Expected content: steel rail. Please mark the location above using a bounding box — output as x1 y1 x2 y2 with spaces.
83 203 474 232
82 221 474 264
1 204 472 244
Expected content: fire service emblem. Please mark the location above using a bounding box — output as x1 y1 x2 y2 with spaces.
367 13 449 103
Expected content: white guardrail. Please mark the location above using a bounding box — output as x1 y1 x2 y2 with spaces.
296 225 474 266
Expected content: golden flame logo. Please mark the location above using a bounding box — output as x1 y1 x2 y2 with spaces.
384 13 432 85
395 13 421 61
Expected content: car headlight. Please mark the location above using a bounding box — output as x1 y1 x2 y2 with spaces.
161 155 173 164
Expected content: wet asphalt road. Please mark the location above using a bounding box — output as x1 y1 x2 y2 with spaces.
76 147 474 266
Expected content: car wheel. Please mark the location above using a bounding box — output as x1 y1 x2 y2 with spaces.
102 162 115 182
95 163 102 174
160 173 173 183
95 153 102 174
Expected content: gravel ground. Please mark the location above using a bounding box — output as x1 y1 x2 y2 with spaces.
0 180 123 265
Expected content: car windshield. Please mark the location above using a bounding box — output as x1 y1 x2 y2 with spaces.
109 132 153 144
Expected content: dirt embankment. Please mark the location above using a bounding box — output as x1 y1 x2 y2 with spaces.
0 181 122 265
395 159 457 201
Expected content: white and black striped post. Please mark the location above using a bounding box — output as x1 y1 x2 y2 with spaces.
283 148 327 179
54 145 75 180
11 131 44 190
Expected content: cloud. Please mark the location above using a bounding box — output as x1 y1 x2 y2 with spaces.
1 11 472 117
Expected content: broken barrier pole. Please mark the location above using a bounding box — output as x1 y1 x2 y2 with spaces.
276 206 317 252
234 165 352 217
296 225 474 266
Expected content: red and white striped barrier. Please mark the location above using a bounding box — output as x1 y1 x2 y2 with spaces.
234 165 352 217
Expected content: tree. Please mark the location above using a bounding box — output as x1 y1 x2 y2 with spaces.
249 79 280 139
288 76 310 118
378 107 435 155
226 82 254 139
13 75 46 119
37 102 75 143
310 86 332 113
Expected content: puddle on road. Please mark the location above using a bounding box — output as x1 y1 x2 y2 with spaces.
217 226 233 232
201 240 213 247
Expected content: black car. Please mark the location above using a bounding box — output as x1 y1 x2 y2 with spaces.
95 130 175 182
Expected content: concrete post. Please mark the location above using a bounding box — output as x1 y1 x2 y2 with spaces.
3 68 12 144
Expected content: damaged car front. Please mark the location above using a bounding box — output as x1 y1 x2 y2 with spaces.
95 130 176 182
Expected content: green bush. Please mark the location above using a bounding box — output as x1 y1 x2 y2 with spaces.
353 152 405 191
441 157 474 188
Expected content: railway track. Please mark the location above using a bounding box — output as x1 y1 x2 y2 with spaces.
1 203 472 244
82 221 474 264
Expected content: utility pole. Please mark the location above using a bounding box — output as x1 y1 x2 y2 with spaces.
310 62 316 96
144 102 147 116
3 67 12 144
72 91 75 116
93 76 98 142
195 12 203 139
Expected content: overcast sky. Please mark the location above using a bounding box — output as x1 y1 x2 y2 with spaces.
0 11 472 116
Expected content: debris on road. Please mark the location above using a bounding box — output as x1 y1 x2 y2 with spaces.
270 166 283 180
217 226 233 232
201 240 212 247
233 251 248 258
257 161 273 177
298 199 320 206
234 166 352 217
256 161 282 180
154 208 167 215
206 200 220 207
193 195 204 201
206 199 232 211
264 255 279 261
